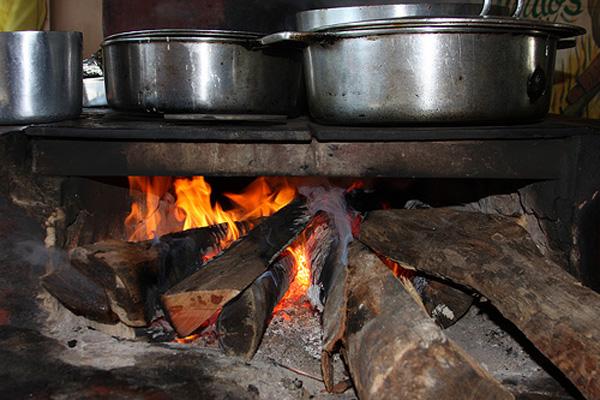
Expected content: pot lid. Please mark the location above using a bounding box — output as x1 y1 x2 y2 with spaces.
318 17 586 38
102 29 262 46
296 3 512 32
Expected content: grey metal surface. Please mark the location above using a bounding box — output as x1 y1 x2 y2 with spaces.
0 31 82 125
296 2 511 31
102 29 302 116
268 18 584 124
23 110 599 142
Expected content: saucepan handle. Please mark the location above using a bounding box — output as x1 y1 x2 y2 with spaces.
258 31 335 48
479 0 524 17
557 40 576 49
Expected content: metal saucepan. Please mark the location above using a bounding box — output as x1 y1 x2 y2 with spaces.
0 31 82 125
102 30 303 117
262 15 585 124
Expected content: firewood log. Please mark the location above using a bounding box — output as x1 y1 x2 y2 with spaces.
217 213 335 360
162 198 311 337
67 222 250 327
359 208 600 400
69 239 158 327
417 278 474 328
41 265 119 325
342 242 513 400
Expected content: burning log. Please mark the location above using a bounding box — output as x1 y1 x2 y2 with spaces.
42 265 119 325
217 212 335 360
339 242 513 400
162 198 311 337
359 208 600 400
65 222 249 327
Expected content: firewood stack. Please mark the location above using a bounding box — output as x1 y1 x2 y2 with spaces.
41 194 600 400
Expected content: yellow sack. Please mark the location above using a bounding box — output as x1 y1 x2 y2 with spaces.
0 0 47 31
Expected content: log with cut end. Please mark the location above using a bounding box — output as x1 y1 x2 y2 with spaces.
69 239 159 326
65 222 249 327
359 208 600 400
217 212 335 360
42 265 119 325
162 198 311 337
417 277 474 328
342 242 513 400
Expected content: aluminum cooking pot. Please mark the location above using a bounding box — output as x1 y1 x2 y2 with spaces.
262 9 585 124
0 31 82 125
102 30 303 117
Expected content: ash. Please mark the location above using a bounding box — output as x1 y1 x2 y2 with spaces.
255 299 323 377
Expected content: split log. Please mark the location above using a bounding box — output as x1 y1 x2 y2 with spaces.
217 252 295 359
67 222 250 327
342 242 513 400
162 198 311 337
359 208 600 400
41 266 119 325
217 212 335 359
69 239 158 327
417 278 474 329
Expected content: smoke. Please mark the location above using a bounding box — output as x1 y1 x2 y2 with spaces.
13 240 59 274
300 186 353 265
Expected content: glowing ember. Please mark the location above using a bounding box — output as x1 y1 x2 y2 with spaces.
381 257 415 280
174 334 200 344
125 177 297 251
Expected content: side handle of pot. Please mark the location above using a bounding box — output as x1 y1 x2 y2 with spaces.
258 31 333 48
479 0 524 17
557 40 576 49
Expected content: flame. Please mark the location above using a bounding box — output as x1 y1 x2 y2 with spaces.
125 177 297 252
274 240 312 313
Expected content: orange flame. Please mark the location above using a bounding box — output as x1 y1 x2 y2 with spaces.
274 240 312 313
125 177 297 252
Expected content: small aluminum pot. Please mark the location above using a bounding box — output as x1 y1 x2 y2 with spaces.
262 18 584 125
102 30 303 117
0 31 82 125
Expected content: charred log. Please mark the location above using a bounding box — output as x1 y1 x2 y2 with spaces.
41 265 119 325
359 208 600 400
417 277 474 329
217 213 335 360
342 242 513 400
217 252 295 360
69 239 158 327
64 222 250 327
162 198 311 337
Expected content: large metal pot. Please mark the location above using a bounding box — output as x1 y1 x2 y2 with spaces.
0 31 82 125
102 30 303 117
262 17 584 124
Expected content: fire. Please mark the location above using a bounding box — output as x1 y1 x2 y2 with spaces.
274 239 312 313
125 177 297 250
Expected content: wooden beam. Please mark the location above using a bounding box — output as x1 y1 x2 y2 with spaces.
359 208 600 400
